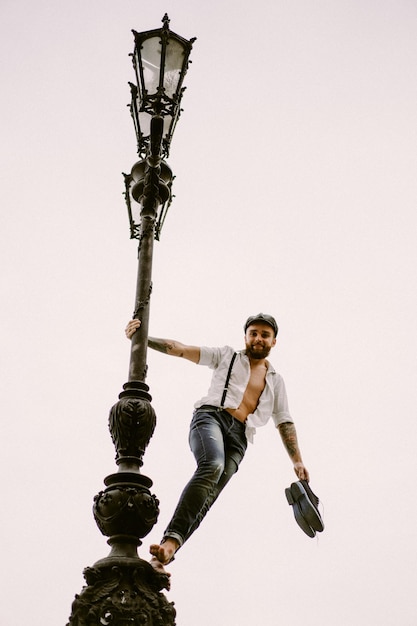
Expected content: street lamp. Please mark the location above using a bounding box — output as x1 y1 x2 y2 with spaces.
130 13 195 159
124 12 195 240
67 15 195 626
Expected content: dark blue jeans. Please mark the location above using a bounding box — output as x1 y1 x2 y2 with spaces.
163 406 248 548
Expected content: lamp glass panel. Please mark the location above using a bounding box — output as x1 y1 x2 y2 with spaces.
138 110 152 138
140 36 162 94
164 39 185 97
125 178 141 232
162 114 173 139
130 194 141 226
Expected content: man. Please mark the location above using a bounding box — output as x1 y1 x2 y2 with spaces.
125 313 309 571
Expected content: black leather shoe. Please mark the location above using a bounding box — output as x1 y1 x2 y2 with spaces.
285 481 324 537
285 485 316 537
299 480 324 532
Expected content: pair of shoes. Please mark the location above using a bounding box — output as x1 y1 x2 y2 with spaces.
285 480 324 538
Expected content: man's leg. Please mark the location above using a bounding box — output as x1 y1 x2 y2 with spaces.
150 410 226 564
183 453 241 542
180 412 248 544
149 454 242 569
150 410 247 564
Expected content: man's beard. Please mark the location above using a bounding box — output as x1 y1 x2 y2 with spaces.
245 344 271 360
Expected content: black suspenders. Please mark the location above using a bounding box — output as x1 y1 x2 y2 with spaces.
220 352 237 408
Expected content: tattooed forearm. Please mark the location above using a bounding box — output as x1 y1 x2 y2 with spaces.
148 337 185 357
278 422 299 458
148 337 175 354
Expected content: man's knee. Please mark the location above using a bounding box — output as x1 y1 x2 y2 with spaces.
199 459 224 483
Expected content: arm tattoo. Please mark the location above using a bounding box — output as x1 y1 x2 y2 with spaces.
278 422 298 458
148 337 184 357
148 337 175 355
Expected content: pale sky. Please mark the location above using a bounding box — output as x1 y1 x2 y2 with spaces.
2 1 417 625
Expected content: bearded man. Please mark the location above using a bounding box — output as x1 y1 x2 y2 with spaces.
125 313 309 572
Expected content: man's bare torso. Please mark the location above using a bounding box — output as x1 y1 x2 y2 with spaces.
226 360 268 423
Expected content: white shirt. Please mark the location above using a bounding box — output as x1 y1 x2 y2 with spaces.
194 345 293 443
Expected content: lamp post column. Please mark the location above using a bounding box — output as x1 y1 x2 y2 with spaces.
128 118 168 383
129 207 154 382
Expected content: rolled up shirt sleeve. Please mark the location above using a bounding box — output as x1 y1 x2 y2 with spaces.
198 346 226 369
271 374 293 427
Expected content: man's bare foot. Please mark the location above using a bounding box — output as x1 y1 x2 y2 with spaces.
149 557 171 590
149 556 171 576
149 538 179 565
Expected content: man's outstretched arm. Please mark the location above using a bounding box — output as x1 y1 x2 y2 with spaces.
125 319 201 364
278 422 310 481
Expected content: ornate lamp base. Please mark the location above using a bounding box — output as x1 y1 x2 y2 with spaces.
67 382 175 625
67 558 175 625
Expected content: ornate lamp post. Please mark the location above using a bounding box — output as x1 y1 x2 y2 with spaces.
67 15 195 626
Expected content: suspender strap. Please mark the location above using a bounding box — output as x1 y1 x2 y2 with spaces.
220 352 237 408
